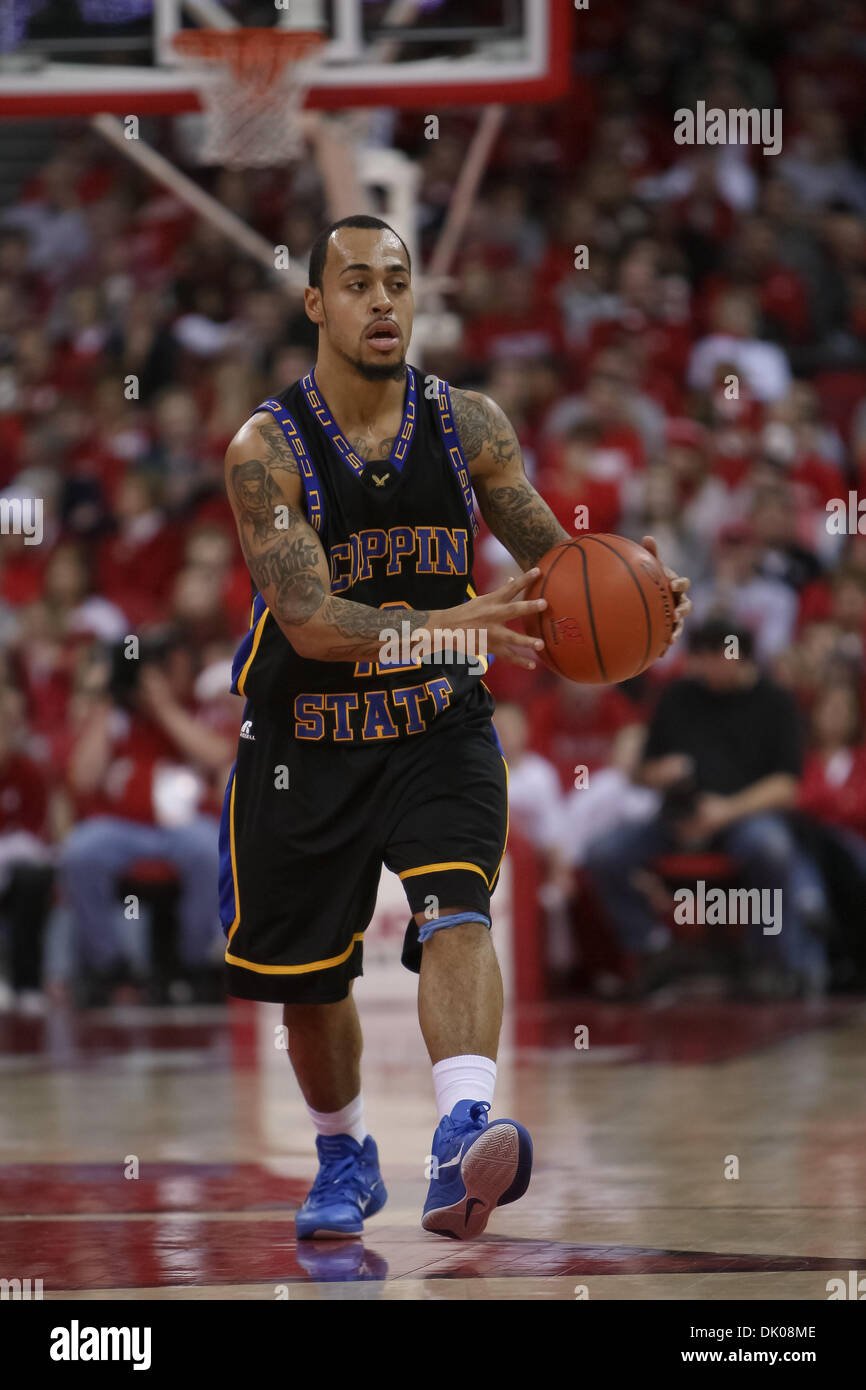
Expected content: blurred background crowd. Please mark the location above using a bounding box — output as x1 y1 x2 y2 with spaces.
2 0 866 1010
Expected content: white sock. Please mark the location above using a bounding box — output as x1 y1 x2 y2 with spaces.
306 1093 367 1146
432 1054 497 1119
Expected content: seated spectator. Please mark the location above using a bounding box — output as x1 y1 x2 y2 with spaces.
0 686 53 1014
54 285 113 397
699 215 811 347
528 675 643 793
11 325 60 421
795 681 866 981
551 719 656 873
704 366 765 490
0 227 43 312
202 357 264 456
58 632 233 1005
542 347 654 474
799 681 866 843
687 288 793 403
583 237 693 411
690 522 798 663
463 264 566 366
0 154 92 280
771 617 854 715
791 562 866 658
96 473 181 627
657 418 749 566
43 539 127 643
540 420 625 537
828 569 866 661
779 108 866 215
585 619 826 997
749 474 823 593
85 375 151 478
170 564 234 656
12 541 125 760
808 205 866 366
475 182 546 269
482 360 535 455
764 380 846 505
141 387 213 513
626 459 709 585
0 523 44 612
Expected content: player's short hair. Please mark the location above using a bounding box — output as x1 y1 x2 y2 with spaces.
307 215 411 291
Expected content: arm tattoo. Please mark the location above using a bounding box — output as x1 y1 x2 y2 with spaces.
230 458 300 542
257 417 300 475
449 389 568 569
249 537 325 619
481 478 568 571
233 494 324 620
230 450 432 659
316 597 432 662
450 390 520 466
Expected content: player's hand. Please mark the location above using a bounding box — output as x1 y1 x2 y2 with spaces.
442 569 547 671
641 535 692 646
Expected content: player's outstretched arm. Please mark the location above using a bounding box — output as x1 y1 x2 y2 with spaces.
451 389 692 645
225 413 547 668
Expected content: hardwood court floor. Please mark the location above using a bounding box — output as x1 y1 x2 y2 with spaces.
2 993 866 1301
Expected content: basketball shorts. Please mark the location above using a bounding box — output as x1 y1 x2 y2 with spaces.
219 682 509 1004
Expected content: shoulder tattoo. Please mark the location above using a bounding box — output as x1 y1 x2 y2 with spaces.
450 389 520 469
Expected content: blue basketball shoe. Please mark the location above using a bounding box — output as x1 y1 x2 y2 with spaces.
295 1134 387 1240
422 1100 533 1239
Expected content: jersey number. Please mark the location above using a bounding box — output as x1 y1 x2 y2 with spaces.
353 600 424 678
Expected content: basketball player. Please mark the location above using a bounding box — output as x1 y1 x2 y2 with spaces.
222 215 691 1240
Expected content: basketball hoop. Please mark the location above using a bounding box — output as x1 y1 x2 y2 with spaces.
171 29 326 169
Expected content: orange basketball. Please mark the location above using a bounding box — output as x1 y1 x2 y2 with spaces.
523 534 675 684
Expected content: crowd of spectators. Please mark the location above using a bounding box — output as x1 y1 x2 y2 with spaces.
3 0 866 1007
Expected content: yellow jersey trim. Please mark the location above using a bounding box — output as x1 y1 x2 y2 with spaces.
237 608 269 696
489 754 510 892
226 773 241 943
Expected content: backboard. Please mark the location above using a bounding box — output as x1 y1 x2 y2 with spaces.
0 0 570 117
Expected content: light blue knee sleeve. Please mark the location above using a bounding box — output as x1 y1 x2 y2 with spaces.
416 910 491 944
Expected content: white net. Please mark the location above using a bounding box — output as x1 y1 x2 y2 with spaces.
173 31 324 169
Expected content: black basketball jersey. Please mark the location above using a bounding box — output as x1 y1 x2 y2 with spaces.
229 366 492 743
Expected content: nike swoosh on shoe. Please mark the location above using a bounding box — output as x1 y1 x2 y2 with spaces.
436 1147 464 1173
464 1197 485 1225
